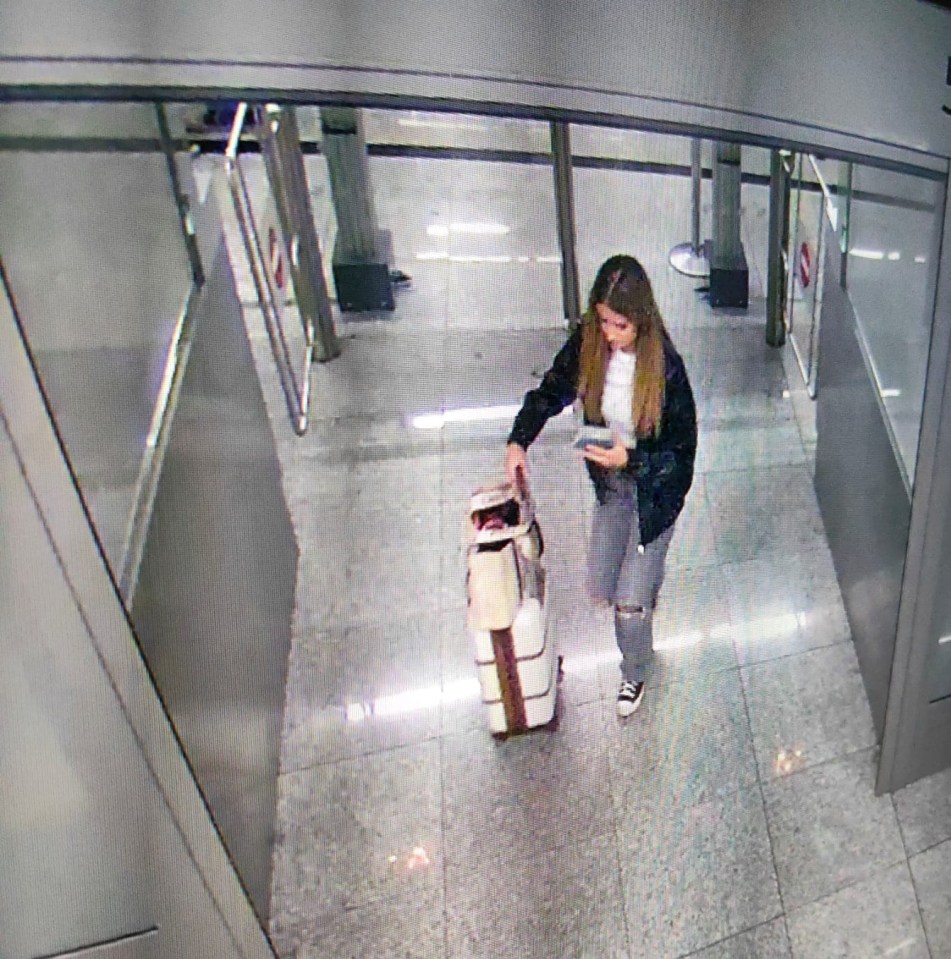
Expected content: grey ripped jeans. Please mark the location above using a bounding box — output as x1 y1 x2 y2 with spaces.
586 474 675 684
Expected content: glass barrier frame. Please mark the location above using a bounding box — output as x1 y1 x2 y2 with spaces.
224 103 313 436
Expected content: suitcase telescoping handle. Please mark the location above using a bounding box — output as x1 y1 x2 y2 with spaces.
514 463 530 505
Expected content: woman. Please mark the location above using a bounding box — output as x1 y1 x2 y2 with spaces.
504 254 697 717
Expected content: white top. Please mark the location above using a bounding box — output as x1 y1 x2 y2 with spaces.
601 349 636 446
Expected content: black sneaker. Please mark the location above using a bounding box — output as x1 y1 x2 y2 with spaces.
617 680 645 718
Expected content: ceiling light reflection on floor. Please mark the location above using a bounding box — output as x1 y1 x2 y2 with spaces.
412 403 525 430
346 678 481 723
412 404 571 430
415 252 562 264
425 222 510 237
414 252 514 263
387 844 433 875
654 630 704 651
774 747 805 775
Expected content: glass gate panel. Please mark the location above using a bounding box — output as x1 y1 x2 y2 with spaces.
845 163 943 486
784 154 835 398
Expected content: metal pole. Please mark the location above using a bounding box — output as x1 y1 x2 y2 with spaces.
766 149 788 347
669 138 709 277
270 107 340 363
691 138 702 253
550 121 581 326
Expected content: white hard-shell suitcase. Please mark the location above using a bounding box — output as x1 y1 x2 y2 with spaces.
464 477 561 735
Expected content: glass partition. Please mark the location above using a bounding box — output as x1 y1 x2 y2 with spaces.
299 107 562 339
844 163 943 485
0 101 195 585
784 154 835 397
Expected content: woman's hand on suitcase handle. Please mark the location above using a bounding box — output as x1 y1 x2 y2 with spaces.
505 442 528 488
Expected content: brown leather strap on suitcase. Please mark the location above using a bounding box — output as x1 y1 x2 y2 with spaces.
490 627 527 732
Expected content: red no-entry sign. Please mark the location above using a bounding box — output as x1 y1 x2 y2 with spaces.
268 225 285 290
799 242 812 288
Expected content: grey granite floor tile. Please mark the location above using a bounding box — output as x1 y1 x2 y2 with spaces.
618 784 781 959
909 838 951 957
296 545 448 629
704 467 827 567
441 698 613 867
725 549 849 667
893 765 951 856
604 668 759 816
346 452 444 505
695 424 807 475
281 616 443 770
283 887 447 959
786 861 930 959
445 831 628 959
762 748 905 910
682 917 791 959
270 740 443 939
710 503 828 565
666 494 720 571
295 498 443 562
694 390 796 431
740 643 876 781
650 563 738 687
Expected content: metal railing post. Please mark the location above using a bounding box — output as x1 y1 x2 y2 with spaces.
550 121 581 326
766 149 789 347
669 138 709 277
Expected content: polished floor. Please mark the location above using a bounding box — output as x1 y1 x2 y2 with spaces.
208 129 951 959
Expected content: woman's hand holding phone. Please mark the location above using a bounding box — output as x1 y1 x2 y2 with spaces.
580 433 629 469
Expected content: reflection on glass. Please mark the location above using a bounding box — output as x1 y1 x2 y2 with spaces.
785 154 832 397
845 164 942 484
0 101 194 588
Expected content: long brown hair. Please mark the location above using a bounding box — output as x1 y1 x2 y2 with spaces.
578 255 668 439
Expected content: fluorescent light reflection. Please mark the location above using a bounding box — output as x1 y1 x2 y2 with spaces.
346 678 480 723
414 252 513 263
915 255 928 264
398 117 489 131
849 248 885 260
887 251 901 261
881 388 902 398
415 252 562 264
412 403 523 430
412 404 572 430
426 222 510 237
655 630 704 651
342 610 818 723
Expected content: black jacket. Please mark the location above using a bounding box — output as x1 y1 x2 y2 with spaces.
508 326 697 546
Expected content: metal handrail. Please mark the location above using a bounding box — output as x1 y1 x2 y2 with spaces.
224 103 312 435
784 153 828 398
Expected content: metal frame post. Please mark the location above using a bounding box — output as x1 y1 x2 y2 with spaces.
262 105 340 363
766 149 788 347
154 102 205 287
550 121 581 326
669 138 710 278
